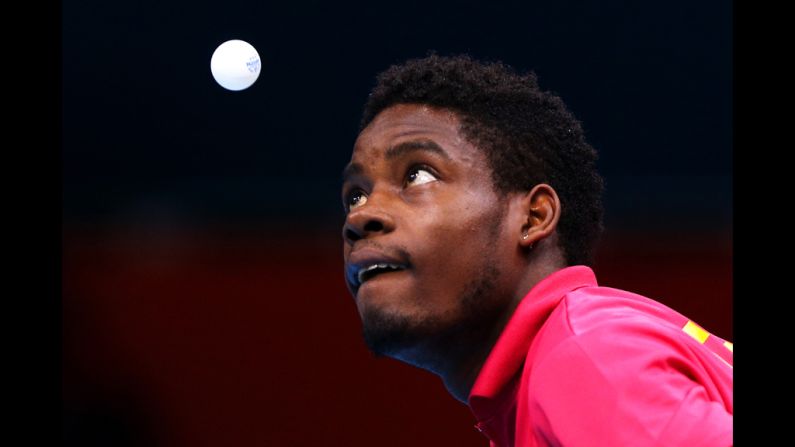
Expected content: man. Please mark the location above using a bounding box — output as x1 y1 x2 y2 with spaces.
340 54 732 446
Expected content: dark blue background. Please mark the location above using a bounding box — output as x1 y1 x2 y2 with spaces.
63 0 732 232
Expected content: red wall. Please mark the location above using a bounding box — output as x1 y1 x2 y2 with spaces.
62 224 732 446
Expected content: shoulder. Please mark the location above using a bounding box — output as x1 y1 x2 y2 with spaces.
538 286 703 380
522 287 733 446
530 316 698 401
563 285 690 337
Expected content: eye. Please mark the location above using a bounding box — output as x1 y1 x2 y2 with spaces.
406 166 437 186
345 189 368 211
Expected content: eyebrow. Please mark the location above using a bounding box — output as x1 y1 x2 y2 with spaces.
341 140 451 183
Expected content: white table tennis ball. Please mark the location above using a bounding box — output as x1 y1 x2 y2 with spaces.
210 39 261 91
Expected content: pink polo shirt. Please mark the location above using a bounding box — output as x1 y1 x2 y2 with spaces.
468 266 732 447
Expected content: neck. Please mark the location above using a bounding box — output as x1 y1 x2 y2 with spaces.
440 295 521 403
440 249 567 404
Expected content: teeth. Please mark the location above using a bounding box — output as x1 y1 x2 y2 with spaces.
357 263 403 285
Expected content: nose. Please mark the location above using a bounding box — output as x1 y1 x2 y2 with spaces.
342 194 396 244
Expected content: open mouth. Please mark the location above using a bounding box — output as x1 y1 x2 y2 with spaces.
347 262 409 291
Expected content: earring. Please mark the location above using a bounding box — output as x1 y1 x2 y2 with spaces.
522 232 534 250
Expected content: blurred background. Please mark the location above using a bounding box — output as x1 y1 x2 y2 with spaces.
62 0 732 445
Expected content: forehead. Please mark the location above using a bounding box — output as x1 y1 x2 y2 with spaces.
356 104 460 145
351 104 480 164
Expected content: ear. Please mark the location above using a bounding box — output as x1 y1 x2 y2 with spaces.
516 184 561 248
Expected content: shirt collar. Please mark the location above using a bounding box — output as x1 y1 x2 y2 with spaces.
468 265 598 425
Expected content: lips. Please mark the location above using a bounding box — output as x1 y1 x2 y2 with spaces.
345 247 411 293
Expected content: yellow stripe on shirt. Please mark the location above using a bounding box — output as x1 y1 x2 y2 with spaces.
682 320 710 344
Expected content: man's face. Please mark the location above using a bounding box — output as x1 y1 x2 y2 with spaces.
341 104 515 362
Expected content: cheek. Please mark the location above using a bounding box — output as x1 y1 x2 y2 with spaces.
420 190 502 251
409 202 500 293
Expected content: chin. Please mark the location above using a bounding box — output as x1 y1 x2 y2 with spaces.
360 264 504 370
360 305 439 358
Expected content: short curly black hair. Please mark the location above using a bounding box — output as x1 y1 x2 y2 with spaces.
360 53 605 266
